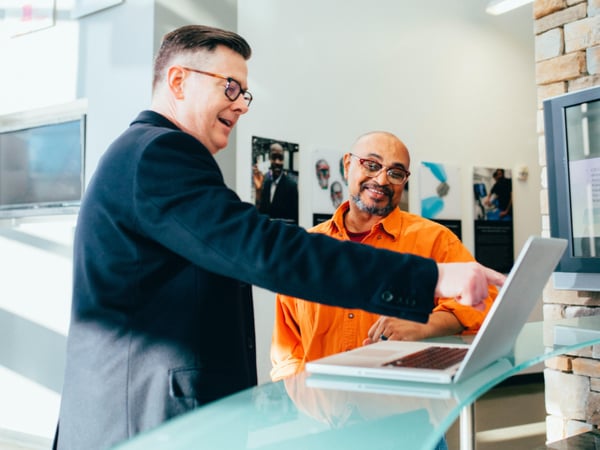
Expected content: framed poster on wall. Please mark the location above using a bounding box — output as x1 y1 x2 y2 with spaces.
419 161 462 239
251 136 299 225
473 166 514 273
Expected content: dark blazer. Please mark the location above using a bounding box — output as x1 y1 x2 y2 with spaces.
258 173 298 224
55 111 438 450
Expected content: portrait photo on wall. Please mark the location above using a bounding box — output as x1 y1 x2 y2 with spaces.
311 149 345 225
252 136 299 225
473 166 514 273
419 161 462 239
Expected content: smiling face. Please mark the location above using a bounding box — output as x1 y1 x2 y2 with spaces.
344 132 410 220
160 45 250 154
269 143 285 179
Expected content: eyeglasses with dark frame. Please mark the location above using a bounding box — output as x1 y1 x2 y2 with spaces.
181 67 253 106
349 153 410 185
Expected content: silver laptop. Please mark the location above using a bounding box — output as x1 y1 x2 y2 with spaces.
306 357 514 399
306 236 567 384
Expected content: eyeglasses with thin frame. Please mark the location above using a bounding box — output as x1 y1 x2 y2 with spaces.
181 67 253 106
349 153 410 185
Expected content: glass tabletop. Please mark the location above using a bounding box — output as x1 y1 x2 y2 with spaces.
113 316 600 450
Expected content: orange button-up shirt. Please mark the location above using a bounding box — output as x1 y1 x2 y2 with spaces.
270 202 497 381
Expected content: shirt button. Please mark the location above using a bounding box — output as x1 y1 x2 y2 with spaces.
348 313 354 319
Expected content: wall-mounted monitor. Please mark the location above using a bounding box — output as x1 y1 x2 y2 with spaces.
0 112 85 219
544 85 600 291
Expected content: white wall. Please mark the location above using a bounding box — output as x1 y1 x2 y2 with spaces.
77 0 155 183
236 0 540 383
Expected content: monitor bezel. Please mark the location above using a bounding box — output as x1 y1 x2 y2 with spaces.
544 85 600 290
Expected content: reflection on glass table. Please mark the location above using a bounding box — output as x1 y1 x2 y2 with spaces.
112 317 600 450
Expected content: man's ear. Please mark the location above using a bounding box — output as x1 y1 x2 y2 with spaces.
167 66 186 99
342 153 352 180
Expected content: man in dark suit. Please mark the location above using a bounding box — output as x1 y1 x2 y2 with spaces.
53 24 504 450
257 142 299 224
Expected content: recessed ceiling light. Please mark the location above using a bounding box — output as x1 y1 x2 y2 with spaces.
486 0 533 15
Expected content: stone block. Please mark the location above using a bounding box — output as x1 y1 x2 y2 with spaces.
569 347 594 358
565 16 600 52
543 285 580 304
565 306 600 318
537 52 587 84
590 0 600 16
536 28 565 61
535 0 567 20
544 416 595 442
537 107 545 133
542 303 564 321
565 421 595 441
591 17 600 45
545 290 600 306
569 73 600 89
540 188 549 215
545 368 589 419
546 355 573 371
537 81 567 108
573 357 600 377
543 303 564 320
588 45 600 74
535 3 589 34
539 143 547 172
546 415 566 442
586 392 600 425
592 377 600 392
542 214 550 234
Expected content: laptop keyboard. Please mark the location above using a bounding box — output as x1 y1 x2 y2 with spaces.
384 346 468 370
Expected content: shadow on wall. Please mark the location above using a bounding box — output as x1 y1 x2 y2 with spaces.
0 308 66 393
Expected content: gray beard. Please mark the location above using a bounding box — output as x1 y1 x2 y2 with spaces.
351 193 393 217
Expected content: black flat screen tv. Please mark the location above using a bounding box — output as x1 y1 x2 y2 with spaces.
544 85 600 291
0 115 85 218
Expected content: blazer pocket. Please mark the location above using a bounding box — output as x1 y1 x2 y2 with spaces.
168 366 247 406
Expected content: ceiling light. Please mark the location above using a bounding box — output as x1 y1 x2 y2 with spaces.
486 0 533 15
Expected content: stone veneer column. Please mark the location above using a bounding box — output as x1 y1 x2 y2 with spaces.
534 0 600 442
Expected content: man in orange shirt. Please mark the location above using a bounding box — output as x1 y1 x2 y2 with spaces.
271 131 498 381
